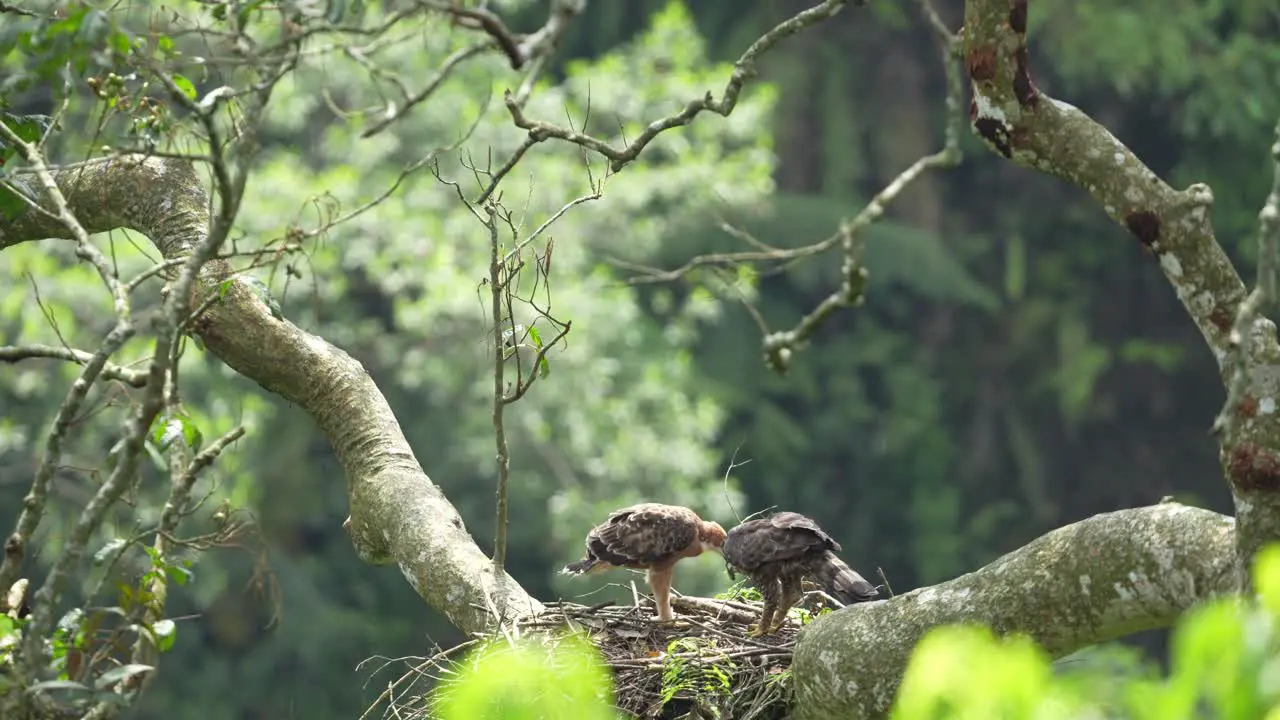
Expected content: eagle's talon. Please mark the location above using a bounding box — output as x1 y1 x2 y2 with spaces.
658 618 691 630
746 623 766 637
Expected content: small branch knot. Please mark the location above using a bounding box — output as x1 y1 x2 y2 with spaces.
762 333 794 375
1181 182 1215 210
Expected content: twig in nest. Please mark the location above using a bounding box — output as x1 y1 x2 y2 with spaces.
877 566 896 598
420 598 800 719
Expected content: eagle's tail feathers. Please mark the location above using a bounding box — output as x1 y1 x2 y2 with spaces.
816 551 880 605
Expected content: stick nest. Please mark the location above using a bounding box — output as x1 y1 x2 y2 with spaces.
519 595 799 719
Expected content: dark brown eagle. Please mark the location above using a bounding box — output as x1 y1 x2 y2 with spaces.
562 503 727 623
722 511 879 636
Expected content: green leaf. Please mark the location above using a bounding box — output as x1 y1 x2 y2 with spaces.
109 30 130 56
242 275 283 319
77 10 111 46
527 326 551 378
326 0 346 24
165 565 193 587
93 538 128 565
0 183 31 222
143 438 168 470
172 74 197 100
150 411 205 453
93 663 153 690
0 112 50 145
150 618 177 652
28 680 93 694
434 634 618 720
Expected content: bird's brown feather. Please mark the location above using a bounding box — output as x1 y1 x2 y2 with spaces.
562 503 725 623
723 511 877 635
586 503 700 568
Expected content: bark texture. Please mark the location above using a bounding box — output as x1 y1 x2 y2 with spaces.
0 155 542 634
961 0 1280 581
792 503 1237 719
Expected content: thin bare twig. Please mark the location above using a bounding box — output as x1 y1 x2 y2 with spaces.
0 344 148 387
0 121 139 605
600 0 960 374
487 202 514 600
501 0 862 174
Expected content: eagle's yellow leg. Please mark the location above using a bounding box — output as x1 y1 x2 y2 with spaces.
767 581 804 634
749 603 777 637
648 566 682 625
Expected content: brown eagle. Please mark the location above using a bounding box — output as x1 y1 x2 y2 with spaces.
562 503 727 622
722 511 879 636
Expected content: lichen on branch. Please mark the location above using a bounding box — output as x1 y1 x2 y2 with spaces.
960 0 1280 590
963 0 1247 364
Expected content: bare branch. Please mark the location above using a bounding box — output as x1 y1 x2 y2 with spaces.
792 503 1237 719
422 1 527 70
0 344 148 387
500 0 861 175
486 202 514 598
760 140 960 374
0 1 38 17
362 0 587 138
359 42 491 138
608 0 963 373
0 126 140 604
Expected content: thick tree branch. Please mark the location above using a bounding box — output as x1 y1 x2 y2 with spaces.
791 503 1237 719
961 0 1280 585
0 154 541 634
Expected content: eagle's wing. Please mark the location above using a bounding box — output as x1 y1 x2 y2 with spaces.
588 504 699 567
767 512 842 552
724 513 834 570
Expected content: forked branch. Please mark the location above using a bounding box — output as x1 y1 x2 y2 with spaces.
960 0 1280 581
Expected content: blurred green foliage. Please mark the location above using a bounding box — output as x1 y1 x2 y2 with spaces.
895 543 1280 720
432 634 620 720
